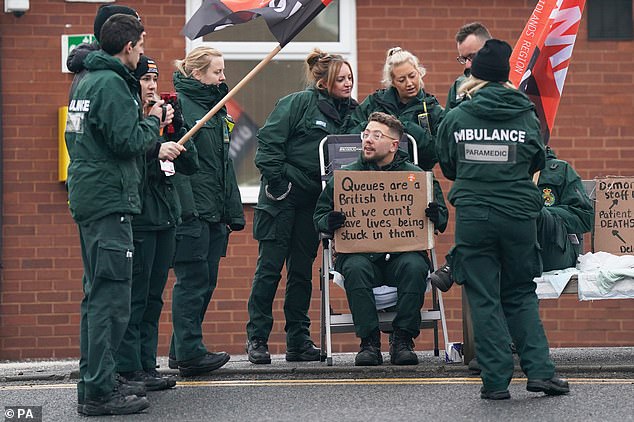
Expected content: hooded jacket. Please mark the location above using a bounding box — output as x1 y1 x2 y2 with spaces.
314 149 448 262
436 82 546 219
171 72 245 229
347 87 444 171
65 50 159 224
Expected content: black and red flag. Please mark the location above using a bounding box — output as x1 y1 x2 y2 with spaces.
183 0 333 46
509 0 586 144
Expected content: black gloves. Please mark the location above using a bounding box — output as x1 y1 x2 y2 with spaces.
425 202 441 226
172 99 184 132
327 211 346 233
229 222 245 232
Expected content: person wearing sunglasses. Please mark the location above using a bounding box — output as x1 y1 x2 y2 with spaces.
314 112 447 367
446 22 492 111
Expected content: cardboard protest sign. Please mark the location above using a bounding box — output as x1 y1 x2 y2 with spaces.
594 177 634 255
333 170 433 253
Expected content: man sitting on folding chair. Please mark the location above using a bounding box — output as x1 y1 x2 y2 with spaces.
313 112 448 366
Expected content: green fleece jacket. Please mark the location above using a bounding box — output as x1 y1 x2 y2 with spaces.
65 50 159 223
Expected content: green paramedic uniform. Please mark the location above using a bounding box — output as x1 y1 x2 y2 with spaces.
313 149 448 339
169 73 245 362
247 87 357 348
116 133 199 373
65 50 159 402
436 82 555 393
537 147 594 271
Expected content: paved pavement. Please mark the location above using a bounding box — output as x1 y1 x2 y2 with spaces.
1 347 633 382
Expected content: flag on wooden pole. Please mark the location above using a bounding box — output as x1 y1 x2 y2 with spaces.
183 0 333 46
509 0 586 144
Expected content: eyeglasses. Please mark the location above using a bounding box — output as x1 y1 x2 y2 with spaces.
456 53 476 65
361 130 398 142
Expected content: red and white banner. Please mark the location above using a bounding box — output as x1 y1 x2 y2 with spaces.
509 0 586 144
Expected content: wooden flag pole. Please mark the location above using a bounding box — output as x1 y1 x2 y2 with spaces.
177 44 283 146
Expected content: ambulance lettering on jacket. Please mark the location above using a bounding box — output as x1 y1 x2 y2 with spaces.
453 128 526 143
68 99 91 112
66 99 90 134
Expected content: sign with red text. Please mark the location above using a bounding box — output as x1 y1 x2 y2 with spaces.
594 177 634 255
333 171 433 253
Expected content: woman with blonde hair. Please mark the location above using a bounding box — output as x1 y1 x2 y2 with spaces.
168 46 245 377
436 39 569 400
348 47 444 171
246 48 357 364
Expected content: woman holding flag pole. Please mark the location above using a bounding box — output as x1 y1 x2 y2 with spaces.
168 46 245 377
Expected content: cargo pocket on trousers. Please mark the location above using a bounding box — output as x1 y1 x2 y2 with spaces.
174 218 205 264
95 240 133 281
252 206 280 241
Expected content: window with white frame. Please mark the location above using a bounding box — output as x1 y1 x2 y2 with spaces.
185 0 357 203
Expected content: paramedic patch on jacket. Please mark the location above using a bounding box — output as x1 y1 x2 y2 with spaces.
542 187 556 206
459 143 516 163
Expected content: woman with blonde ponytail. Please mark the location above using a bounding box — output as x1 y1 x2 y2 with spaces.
168 46 245 377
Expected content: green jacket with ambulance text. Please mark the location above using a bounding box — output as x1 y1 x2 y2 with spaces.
65 50 159 224
436 83 546 219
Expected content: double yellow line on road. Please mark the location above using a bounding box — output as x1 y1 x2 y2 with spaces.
2 377 633 390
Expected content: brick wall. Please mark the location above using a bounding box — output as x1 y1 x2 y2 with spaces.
1 0 633 360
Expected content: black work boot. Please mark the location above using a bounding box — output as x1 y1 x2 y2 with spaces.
527 377 570 395
355 329 382 366
119 370 172 392
83 389 150 416
178 352 230 377
247 337 271 364
480 386 511 400
115 373 146 397
389 329 418 365
286 340 320 362
145 368 177 389
168 355 178 369
429 263 454 292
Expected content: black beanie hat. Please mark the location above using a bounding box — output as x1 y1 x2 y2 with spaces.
471 39 513 82
134 56 159 79
94 5 139 42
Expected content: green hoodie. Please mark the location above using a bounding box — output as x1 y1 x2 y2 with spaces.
347 87 444 171
436 83 546 219
171 72 245 229
314 149 449 257
65 50 159 223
